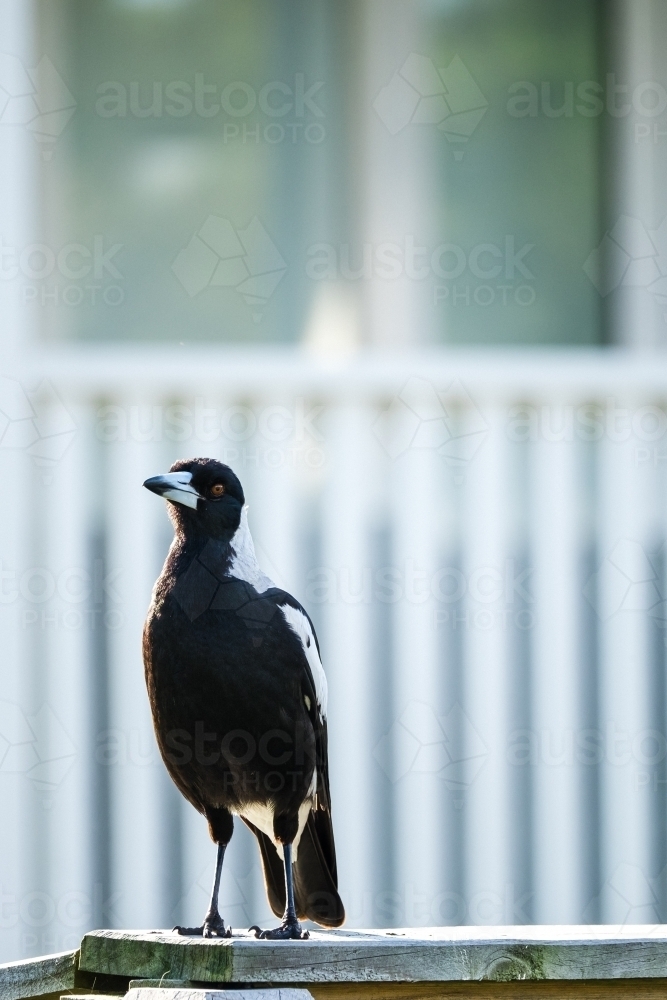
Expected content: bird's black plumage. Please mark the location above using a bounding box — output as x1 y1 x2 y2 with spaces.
142 458 344 938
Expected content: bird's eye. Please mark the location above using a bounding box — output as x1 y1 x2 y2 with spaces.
210 483 225 497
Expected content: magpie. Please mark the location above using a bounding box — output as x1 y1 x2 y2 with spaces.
142 457 344 940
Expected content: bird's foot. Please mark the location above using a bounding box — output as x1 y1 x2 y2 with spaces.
250 917 309 940
174 909 231 938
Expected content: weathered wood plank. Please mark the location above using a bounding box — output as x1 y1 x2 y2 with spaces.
128 984 197 991
78 928 667 984
0 951 76 1000
61 995 121 1000
127 990 313 1000
125 985 667 1000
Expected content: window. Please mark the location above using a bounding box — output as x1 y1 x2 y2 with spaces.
37 0 603 346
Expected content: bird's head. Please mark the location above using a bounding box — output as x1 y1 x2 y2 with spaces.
143 458 245 539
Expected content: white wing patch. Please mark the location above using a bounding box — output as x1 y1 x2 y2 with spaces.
279 603 328 719
229 506 275 594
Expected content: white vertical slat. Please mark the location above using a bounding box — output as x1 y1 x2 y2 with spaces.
461 406 513 924
597 405 657 921
321 403 377 927
0 0 40 961
40 400 95 954
246 396 301 594
105 410 169 929
428 400 463 923
530 415 584 922
390 398 444 926
0 446 33 962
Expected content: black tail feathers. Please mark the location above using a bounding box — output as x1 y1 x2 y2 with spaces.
243 811 345 927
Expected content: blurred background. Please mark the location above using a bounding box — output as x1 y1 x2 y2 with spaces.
2 0 667 962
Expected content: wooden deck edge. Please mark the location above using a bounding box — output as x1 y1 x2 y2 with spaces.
77 930 667 984
0 951 77 1000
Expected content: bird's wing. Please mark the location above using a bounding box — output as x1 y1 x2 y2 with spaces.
273 594 331 810
223 584 343 926
248 592 344 925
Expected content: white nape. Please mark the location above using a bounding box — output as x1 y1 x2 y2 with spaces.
279 603 328 719
229 505 275 593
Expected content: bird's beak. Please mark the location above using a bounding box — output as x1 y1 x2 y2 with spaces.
143 472 201 510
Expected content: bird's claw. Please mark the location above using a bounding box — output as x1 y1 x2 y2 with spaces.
249 919 309 940
174 910 231 937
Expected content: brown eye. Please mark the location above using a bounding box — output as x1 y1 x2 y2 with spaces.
210 483 225 497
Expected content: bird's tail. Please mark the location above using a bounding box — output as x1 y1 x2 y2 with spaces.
244 811 345 927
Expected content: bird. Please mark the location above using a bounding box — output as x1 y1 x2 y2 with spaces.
142 457 344 940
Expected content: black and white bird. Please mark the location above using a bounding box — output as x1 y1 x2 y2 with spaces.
142 458 344 940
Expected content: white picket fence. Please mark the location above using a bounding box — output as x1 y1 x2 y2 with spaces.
1 347 667 961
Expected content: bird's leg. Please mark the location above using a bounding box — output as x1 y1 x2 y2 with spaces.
251 843 309 940
282 843 301 929
174 842 231 937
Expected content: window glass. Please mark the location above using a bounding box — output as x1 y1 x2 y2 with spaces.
39 0 331 343
426 0 602 344
39 0 601 346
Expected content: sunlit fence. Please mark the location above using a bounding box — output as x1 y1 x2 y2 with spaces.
2 348 667 961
